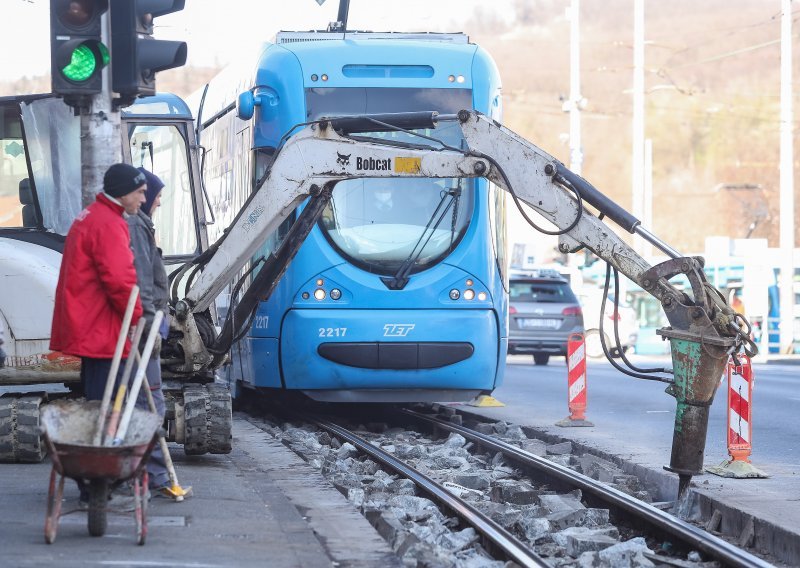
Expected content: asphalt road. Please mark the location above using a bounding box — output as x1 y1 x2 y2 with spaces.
500 354 799 474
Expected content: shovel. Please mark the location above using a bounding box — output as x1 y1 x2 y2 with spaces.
132 347 193 501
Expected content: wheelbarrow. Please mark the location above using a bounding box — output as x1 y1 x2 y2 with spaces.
41 400 162 545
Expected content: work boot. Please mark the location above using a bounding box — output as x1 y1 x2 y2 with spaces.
149 476 171 497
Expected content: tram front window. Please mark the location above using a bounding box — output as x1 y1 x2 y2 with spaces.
308 87 475 275
321 176 473 275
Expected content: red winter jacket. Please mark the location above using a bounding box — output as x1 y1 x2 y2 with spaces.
51 193 143 358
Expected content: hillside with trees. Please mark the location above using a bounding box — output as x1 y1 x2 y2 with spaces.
468 0 795 252
2 0 795 252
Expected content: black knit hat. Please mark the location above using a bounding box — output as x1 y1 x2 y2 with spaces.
103 163 146 198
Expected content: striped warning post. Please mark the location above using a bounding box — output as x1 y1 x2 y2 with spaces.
556 333 593 427
727 355 754 462
706 355 768 478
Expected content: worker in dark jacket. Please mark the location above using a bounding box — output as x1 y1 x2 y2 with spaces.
51 163 145 399
128 168 171 492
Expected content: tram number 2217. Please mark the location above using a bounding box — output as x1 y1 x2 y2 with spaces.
319 327 347 337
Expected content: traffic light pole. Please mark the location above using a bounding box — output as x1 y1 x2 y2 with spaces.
80 12 121 207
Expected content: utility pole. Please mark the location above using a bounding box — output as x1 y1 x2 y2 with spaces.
567 0 583 175
632 0 645 255
81 12 121 207
643 138 653 258
779 0 795 353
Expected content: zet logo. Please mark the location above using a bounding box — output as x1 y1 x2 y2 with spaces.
383 323 415 337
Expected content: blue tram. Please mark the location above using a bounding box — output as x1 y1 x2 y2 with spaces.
193 30 507 402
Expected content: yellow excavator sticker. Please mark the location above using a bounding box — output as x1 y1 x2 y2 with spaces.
394 157 422 174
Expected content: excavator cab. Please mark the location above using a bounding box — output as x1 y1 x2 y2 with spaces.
0 93 230 462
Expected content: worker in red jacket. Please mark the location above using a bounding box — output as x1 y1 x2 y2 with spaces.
51 163 146 400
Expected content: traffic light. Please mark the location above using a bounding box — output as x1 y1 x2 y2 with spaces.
50 0 110 100
111 0 188 103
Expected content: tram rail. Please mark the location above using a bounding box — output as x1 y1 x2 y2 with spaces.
245 398 775 567
307 414 548 567
401 407 773 568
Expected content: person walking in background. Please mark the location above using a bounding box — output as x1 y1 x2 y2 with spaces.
50 163 146 505
731 290 746 316
128 168 172 493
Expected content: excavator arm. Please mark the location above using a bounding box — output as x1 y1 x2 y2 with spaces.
169 109 757 492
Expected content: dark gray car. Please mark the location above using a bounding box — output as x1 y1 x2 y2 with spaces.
507 270 584 365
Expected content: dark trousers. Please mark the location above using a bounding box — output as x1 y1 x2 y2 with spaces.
80 357 170 490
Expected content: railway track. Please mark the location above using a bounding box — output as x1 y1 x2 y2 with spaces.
309 414 547 567
401 407 774 567
246 400 775 567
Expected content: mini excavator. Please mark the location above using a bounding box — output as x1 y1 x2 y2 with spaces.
165 109 758 496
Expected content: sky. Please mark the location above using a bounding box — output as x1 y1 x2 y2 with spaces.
4 0 516 81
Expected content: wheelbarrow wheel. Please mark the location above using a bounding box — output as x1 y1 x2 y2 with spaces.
87 479 108 537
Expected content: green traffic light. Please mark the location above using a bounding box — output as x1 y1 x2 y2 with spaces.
60 41 108 83
61 44 96 82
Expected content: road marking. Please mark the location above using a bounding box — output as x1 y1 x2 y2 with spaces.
60 515 185 527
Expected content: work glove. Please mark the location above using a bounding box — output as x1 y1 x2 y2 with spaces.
159 316 170 339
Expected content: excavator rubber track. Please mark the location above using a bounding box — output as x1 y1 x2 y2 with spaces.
181 384 232 456
0 394 46 463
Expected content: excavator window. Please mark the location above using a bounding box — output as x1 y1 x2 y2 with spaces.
0 104 30 228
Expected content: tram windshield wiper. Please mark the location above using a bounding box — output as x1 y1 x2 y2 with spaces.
381 185 461 290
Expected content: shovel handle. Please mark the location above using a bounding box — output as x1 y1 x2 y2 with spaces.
113 310 163 445
93 285 139 446
103 384 127 446
102 319 146 445
132 348 183 491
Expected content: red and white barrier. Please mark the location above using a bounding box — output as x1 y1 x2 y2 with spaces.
556 333 593 427
707 354 768 478
726 355 755 463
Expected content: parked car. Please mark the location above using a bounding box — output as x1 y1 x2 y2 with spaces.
507 269 584 365
577 290 639 358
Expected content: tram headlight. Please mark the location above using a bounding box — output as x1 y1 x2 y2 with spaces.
314 289 326 300
449 289 460 300
478 291 487 301
302 292 310 300
464 289 475 301
330 288 342 300
311 74 319 82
